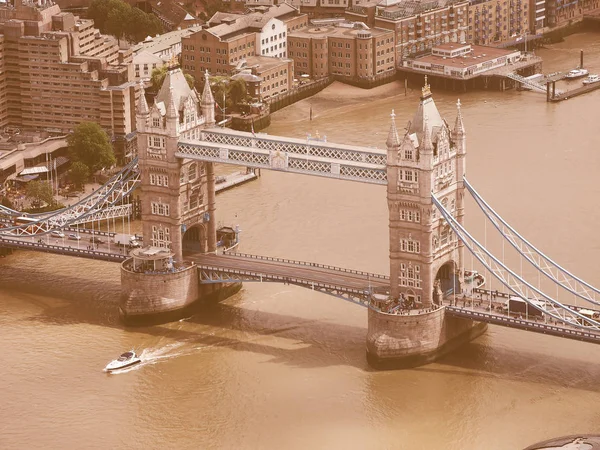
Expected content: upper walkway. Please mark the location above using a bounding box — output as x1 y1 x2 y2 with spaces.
177 128 388 185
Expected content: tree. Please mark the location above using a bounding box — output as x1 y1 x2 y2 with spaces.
209 76 248 113
0 196 14 210
67 122 116 173
88 0 163 43
69 161 90 189
229 78 247 105
26 181 54 209
150 65 195 91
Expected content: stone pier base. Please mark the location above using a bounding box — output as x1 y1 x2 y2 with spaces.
120 261 241 326
366 307 487 369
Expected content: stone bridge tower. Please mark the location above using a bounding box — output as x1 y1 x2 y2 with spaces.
366 79 485 369
136 69 217 263
386 78 466 308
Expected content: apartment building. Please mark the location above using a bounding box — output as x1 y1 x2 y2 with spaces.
148 0 202 32
299 0 351 19
182 4 307 79
348 0 469 63
0 1 138 160
467 0 529 45
238 55 294 99
544 0 599 29
288 22 395 82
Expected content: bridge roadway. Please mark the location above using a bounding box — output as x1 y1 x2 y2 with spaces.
189 252 390 306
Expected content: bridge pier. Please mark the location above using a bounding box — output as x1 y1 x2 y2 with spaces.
119 255 241 325
366 307 487 369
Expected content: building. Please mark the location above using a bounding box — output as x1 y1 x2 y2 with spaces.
0 1 139 160
299 0 351 19
236 55 294 99
348 0 469 63
132 26 203 83
182 4 307 78
136 67 216 262
467 0 529 46
288 21 395 81
402 43 521 78
148 0 202 32
545 0 599 29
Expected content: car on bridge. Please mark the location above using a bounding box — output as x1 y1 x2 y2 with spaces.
90 236 105 244
68 233 81 241
51 230 65 238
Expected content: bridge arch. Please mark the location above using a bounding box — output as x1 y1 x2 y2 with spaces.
434 260 460 304
182 224 208 256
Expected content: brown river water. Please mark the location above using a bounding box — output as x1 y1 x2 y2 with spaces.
2 32 600 450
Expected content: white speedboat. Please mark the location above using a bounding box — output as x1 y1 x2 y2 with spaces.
565 68 589 79
583 74 600 85
104 351 141 372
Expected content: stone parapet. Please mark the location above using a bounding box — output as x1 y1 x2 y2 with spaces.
366 306 487 369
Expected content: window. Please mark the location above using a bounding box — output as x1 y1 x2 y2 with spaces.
151 202 170 217
152 117 160 127
400 263 421 288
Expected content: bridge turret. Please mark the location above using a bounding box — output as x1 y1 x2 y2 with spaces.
136 81 149 132
201 70 215 126
165 84 179 137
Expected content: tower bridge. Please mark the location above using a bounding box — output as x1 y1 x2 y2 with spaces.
1 67 599 369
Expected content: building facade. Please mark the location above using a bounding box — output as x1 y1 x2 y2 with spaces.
288 22 395 81
467 0 530 45
386 79 466 306
241 55 294 99
0 1 138 160
182 4 307 77
367 0 469 63
545 0 599 29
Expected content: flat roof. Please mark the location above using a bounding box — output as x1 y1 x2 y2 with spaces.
289 24 392 39
414 45 519 69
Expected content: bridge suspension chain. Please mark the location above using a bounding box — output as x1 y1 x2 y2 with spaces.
464 177 600 306
0 158 140 236
432 193 600 332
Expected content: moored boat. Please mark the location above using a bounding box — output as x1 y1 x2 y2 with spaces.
565 68 589 79
582 74 600 85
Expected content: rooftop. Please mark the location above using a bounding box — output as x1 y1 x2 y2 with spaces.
289 22 391 39
243 55 292 72
132 26 203 56
414 44 518 69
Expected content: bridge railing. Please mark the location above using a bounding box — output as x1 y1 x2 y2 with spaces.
223 251 389 280
0 237 126 262
197 265 373 298
446 306 600 342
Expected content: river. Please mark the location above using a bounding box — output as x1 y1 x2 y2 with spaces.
1 32 600 449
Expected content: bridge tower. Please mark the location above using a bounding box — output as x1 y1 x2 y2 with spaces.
367 78 486 369
120 68 224 325
386 77 466 308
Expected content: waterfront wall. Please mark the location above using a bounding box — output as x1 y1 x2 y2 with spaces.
366 307 488 369
268 77 333 113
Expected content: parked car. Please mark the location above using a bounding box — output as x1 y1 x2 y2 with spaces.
90 236 104 244
68 233 81 241
51 230 65 238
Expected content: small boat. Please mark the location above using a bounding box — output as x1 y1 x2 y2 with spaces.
104 351 141 372
565 68 589 79
582 74 600 85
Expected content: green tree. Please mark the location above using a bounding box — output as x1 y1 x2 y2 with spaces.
209 76 247 113
69 161 90 189
88 0 163 42
26 181 54 209
67 122 116 173
0 195 14 210
229 78 247 105
151 65 195 91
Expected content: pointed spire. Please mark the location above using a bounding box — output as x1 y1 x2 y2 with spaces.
421 75 432 99
166 84 178 119
454 98 465 135
202 69 214 105
421 114 433 153
386 109 400 148
137 81 149 116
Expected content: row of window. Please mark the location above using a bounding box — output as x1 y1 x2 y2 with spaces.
400 239 421 253
149 174 169 187
151 225 170 248
400 263 421 288
400 209 421 223
398 169 419 183
261 32 286 45
148 135 165 147
151 202 170 217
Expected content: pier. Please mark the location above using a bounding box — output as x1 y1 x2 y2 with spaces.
548 80 600 102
